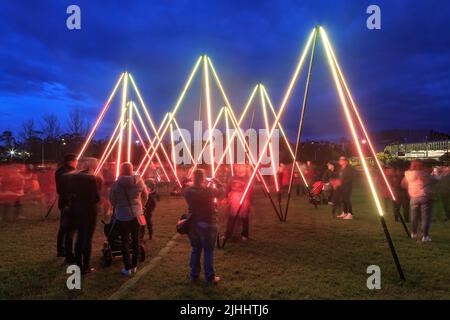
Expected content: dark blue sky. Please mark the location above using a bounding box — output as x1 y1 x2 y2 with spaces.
1 0 449 141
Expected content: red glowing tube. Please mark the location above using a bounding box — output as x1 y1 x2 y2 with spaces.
127 102 133 163
94 134 121 176
187 107 226 178
129 75 181 182
260 85 280 192
132 103 180 183
236 29 317 205
77 72 125 160
172 116 196 164
170 123 177 179
203 56 215 176
224 108 234 176
94 119 123 174
140 58 202 178
261 85 309 188
206 57 281 195
213 86 258 176
132 121 170 182
136 113 169 173
116 73 129 180
224 107 271 194
325 39 396 201
132 106 179 185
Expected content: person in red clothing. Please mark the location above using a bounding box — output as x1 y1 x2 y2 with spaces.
0 164 25 223
224 164 254 241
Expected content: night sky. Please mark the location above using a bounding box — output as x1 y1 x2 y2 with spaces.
1 1 449 141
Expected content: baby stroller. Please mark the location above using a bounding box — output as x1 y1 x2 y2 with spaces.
101 217 146 267
308 181 325 208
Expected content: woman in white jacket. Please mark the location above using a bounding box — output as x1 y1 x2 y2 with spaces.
402 160 436 242
110 163 148 276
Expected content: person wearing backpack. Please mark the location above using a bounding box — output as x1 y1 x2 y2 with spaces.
110 162 148 276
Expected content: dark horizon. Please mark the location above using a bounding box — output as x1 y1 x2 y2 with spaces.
1 1 450 141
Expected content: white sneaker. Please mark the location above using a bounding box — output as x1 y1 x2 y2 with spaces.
337 213 347 218
120 268 131 276
422 236 432 242
343 213 353 220
411 233 418 239
131 267 138 274
241 236 248 241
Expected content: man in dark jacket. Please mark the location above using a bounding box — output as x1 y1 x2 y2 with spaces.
54 154 77 258
336 156 355 220
64 158 102 274
183 169 224 285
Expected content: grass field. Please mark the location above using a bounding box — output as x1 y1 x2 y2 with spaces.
1 178 449 300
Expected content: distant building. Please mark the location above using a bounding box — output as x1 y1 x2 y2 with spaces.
384 140 449 160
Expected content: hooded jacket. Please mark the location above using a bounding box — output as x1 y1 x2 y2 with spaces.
402 170 434 200
110 175 148 221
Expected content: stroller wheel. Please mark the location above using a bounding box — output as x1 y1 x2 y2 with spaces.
139 244 146 262
101 243 113 267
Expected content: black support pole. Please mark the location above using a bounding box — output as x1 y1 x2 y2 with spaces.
284 28 318 222
379 216 406 281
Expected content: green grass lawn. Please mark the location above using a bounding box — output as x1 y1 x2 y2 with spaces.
1 180 449 300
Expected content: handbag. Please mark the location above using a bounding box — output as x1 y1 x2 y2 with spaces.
118 181 147 227
176 213 191 234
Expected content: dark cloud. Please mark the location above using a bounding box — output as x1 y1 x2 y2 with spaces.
0 0 449 138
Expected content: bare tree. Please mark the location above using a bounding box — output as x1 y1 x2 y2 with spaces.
67 109 89 137
41 114 61 140
20 119 41 141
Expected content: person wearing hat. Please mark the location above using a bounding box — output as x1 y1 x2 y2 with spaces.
336 156 355 220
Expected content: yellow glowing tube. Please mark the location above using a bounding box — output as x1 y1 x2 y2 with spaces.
236 28 317 201
261 85 309 187
132 120 170 182
77 72 125 160
187 107 226 177
207 58 267 177
320 27 384 216
224 107 234 176
128 74 159 135
132 103 180 185
172 116 196 164
170 121 177 178
215 85 259 171
203 56 215 175
137 112 169 174
321 29 396 201
260 84 280 191
116 72 129 179
95 134 121 176
127 101 133 163
129 74 180 180
140 57 202 176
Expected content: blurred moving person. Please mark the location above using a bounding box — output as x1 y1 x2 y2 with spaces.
110 162 148 276
224 164 253 241
0 164 25 223
183 169 224 285
55 154 78 257
402 160 436 242
391 165 410 223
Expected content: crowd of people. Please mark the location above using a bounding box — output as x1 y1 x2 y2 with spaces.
1 153 449 284
55 154 152 275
